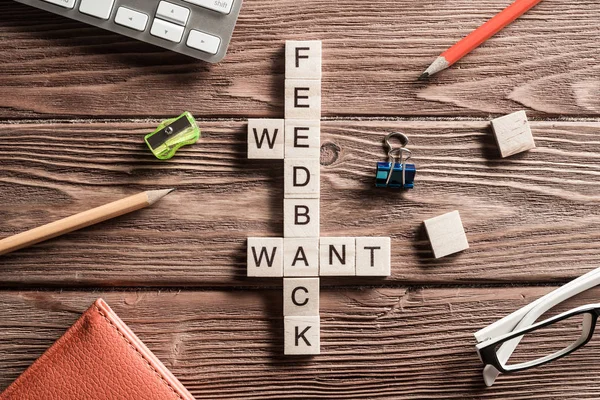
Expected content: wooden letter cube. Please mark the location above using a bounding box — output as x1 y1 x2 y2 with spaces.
319 237 356 276
283 277 320 316
285 40 322 80
355 237 391 277
247 237 284 277
285 120 320 159
285 79 321 120
491 110 535 158
423 211 469 259
284 238 319 277
284 316 320 355
247 119 285 159
284 199 320 238
284 158 320 199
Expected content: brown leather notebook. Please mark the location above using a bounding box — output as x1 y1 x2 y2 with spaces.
0 298 195 400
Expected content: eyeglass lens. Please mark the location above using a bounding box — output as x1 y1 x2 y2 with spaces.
495 312 593 369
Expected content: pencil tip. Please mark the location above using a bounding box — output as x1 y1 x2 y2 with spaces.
420 56 450 80
146 188 176 205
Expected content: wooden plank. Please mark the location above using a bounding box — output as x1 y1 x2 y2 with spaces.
1 120 600 286
1 287 600 399
0 1 598 118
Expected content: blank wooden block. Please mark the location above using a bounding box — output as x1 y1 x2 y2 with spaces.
491 110 535 158
247 237 283 277
355 237 391 277
284 158 320 199
319 237 356 276
284 238 319 277
284 199 320 238
284 316 320 355
283 278 320 316
285 40 322 80
247 119 285 159
285 79 321 120
423 211 469 259
285 119 320 159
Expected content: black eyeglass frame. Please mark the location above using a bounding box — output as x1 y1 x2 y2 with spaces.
477 304 600 374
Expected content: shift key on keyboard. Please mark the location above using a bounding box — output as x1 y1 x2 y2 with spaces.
42 0 76 9
183 0 233 15
150 18 184 43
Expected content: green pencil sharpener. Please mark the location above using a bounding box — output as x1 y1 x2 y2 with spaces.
145 112 200 160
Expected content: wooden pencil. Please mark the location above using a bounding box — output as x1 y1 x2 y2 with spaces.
419 0 544 80
0 189 174 256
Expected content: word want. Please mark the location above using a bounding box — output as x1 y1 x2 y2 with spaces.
247 41 391 355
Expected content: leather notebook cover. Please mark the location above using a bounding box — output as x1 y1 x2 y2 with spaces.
0 298 195 400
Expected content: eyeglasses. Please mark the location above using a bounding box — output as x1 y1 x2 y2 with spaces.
474 266 600 387
477 304 600 375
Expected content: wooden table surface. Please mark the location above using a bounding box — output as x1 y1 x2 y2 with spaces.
1 0 600 398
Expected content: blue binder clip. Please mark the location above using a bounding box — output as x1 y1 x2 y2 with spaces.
376 132 416 189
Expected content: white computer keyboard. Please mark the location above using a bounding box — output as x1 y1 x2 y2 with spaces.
14 0 243 63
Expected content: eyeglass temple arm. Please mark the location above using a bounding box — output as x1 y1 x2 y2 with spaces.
475 266 600 386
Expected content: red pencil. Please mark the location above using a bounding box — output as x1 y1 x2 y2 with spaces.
419 0 543 80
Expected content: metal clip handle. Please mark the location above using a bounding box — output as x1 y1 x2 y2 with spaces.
384 132 412 186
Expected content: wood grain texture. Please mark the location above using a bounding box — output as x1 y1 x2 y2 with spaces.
1 1 599 397
0 0 598 119
1 120 600 286
2 287 600 399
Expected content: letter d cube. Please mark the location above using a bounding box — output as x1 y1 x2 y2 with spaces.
284 158 320 199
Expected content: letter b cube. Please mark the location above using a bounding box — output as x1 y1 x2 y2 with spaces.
284 199 320 238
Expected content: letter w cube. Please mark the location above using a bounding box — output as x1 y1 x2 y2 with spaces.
247 238 284 277
248 119 285 159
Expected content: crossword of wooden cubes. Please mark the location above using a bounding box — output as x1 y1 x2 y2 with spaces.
247 40 391 356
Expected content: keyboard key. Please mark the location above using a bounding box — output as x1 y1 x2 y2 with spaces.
42 0 76 9
182 0 233 15
115 7 149 31
79 0 115 20
156 1 190 26
187 30 221 55
150 18 184 43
